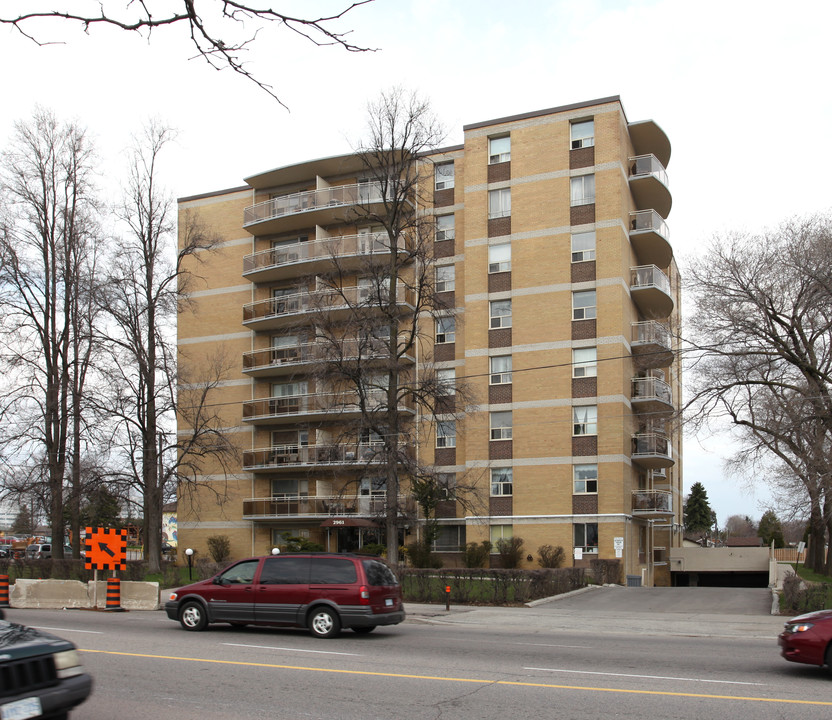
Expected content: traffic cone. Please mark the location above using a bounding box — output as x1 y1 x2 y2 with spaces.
0 575 9 608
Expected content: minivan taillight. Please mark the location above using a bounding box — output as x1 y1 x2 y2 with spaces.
359 585 370 605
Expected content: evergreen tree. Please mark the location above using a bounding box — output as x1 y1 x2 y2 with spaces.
684 482 714 535
758 510 785 548
11 505 34 536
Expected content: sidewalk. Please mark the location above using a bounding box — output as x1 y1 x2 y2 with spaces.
404 585 788 639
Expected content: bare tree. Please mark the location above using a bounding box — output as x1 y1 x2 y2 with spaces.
684 213 832 574
0 109 102 558
98 122 232 572
0 1 375 106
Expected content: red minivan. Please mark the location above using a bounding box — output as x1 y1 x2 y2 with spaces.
164 553 405 638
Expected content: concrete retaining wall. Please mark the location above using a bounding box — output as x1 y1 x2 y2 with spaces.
9 579 160 610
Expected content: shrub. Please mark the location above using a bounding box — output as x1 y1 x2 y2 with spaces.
590 558 622 585
782 573 832 614
278 533 324 552
462 541 492 568
405 541 443 569
354 543 386 556
495 536 524 569
537 544 565 569
206 535 231 563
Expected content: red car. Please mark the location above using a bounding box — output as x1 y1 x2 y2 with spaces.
165 553 405 638
778 609 832 671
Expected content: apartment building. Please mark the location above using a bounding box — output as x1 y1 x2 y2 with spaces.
176 95 681 586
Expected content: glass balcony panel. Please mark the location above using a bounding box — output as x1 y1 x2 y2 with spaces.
632 489 673 515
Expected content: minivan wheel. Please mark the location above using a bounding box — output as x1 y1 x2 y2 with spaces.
308 607 341 638
179 601 208 631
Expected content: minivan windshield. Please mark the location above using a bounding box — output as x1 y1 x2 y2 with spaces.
362 559 398 586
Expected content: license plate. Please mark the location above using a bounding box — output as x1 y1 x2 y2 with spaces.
385 598 393 607
1 697 43 720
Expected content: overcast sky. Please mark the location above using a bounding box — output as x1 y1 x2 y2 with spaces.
3 0 830 525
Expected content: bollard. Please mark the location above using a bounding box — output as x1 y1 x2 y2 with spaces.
0 575 9 608
105 577 124 611
445 584 451 612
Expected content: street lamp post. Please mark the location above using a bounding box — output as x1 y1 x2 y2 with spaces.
185 548 194 581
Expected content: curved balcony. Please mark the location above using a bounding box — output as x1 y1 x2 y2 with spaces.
631 376 674 416
631 321 674 369
242 285 416 331
242 391 415 425
242 340 415 378
243 442 410 472
243 181 386 235
242 493 416 520
629 155 671 219
631 432 674 469
630 265 674 319
628 120 671 168
243 233 407 284
629 210 672 269
632 489 673 516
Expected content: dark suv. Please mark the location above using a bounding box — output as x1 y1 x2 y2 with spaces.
165 553 405 638
0 610 93 718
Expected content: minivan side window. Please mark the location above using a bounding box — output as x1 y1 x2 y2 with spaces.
309 558 357 584
218 560 259 585
362 560 399 586
259 557 309 584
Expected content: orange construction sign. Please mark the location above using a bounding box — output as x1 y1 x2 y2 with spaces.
85 527 127 571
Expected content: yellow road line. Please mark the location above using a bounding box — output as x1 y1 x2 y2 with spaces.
80 649 832 706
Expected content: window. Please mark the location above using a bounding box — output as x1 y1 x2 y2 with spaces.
436 420 456 448
218 560 259 585
360 477 386 496
490 355 512 384
570 174 595 206
358 276 390 304
572 347 597 377
572 290 596 320
489 135 511 164
271 478 308 498
490 524 512 544
490 300 512 329
571 119 595 149
436 265 455 293
310 558 358 584
488 243 511 273
573 464 598 494
490 411 512 440
573 405 597 436
571 231 596 262
488 188 511 219
574 522 599 553
437 368 456 392
491 467 513 496
435 316 455 344
272 381 307 397
433 525 465 551
435 162 455 190
436 214 455 241
436 472 457 500
260 557 309 585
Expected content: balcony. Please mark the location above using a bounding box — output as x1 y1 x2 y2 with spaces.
242 442 409 472
632 432 674 469
632 489 673 516
631 321 674 369
242 285 416 331
242 340 414 378
630 265 674 319
631 376 673 416
243 181 385 235
242 493 416 520
242 391 415 425
629 210 672 269
629 154 671 219
243 233 406 284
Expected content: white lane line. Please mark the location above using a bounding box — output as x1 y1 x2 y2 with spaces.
519 643 593 649
524 667 766 686
223 642 360 657
29 626 104 635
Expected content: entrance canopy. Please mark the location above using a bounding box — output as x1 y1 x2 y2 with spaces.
320 518 380 528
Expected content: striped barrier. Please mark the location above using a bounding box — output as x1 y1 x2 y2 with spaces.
105 577 124 611
0 575 9 608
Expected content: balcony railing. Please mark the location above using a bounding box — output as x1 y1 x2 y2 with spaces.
630 154 669 187
243 233 404 276
629 210 672 269
631 376 673 414
632 432 674 468
242 390 404 422
630 265 674 318
243 442 408 471
242 338 405 374
242 285 415 326
630 265 671 295
243 181 384 227
631 320 671 349
632 489 673 515
242 493 416 519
